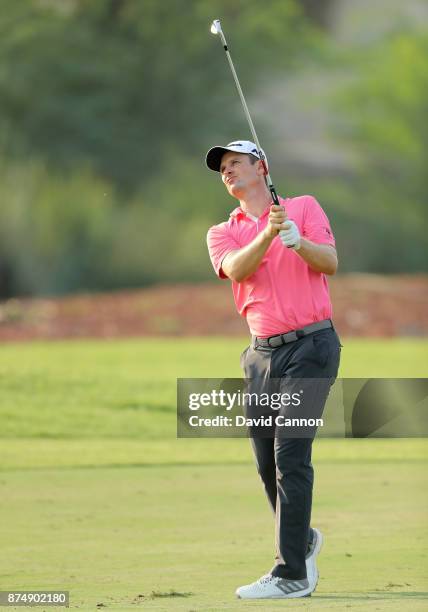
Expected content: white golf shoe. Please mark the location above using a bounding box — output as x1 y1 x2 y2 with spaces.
305 528 323 591
235 574 312 599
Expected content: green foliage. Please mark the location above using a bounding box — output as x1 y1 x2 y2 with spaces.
329 29 428 271
0 0 325 296
0 156 231 295
0 2 426 295
0 162 117 294
0 0 315 189
282 27 428 273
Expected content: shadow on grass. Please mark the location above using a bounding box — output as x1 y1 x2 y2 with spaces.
315 592 428 601
0 461 253 472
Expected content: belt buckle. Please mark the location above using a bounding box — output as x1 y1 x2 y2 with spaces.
268 335 283 348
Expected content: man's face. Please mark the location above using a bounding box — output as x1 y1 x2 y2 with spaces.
220 151 264 198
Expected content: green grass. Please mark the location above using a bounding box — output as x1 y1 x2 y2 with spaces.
0 338 427 439
0 338 427 610
0 452 427 611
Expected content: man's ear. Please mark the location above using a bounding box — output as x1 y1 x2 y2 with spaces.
256 159 267 176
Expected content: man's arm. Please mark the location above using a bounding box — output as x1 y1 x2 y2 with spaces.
296 240 338 275
222 231 274 282
279 218 338 275
222 205 286 282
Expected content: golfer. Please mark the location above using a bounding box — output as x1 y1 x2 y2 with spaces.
205 140 341 599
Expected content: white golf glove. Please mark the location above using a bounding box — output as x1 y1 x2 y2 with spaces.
279 220 301 251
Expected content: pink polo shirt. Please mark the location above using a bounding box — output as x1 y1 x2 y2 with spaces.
207 195 335 338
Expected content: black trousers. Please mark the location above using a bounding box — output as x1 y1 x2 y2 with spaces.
240 327 341 580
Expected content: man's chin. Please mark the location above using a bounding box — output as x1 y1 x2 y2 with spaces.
228 183 244 198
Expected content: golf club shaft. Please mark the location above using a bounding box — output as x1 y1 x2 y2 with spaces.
215 25 280 207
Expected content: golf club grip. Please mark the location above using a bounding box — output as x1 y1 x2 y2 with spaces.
270 186 294 249
269 185 280 208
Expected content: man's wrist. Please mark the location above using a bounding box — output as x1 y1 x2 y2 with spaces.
292 237 302 251
294 236 309 252
262 227 275 242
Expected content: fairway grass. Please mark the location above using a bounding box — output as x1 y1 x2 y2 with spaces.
1 456 427 610
0 338 427 438
0 338 427 610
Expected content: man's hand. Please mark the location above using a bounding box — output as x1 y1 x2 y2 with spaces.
279 220 301 251
265 205 288 238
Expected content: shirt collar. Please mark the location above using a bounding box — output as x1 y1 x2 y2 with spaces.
229 206 244 219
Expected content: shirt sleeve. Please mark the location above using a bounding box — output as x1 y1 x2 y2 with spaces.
302 196 336 247
207 223 241 279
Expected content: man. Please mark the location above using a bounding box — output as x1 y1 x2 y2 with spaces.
205 140 341 599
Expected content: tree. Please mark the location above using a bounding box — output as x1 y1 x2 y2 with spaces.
0 0 317 190
331 29 428 271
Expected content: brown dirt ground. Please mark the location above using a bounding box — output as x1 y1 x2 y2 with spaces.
0 275 427 341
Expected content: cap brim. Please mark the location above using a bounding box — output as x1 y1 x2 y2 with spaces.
205 146 232 172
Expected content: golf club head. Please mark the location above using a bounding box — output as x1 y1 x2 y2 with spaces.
210 20 222 35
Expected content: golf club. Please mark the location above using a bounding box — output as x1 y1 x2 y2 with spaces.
210 18 281 209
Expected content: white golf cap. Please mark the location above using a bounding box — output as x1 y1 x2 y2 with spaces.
206 140 268 172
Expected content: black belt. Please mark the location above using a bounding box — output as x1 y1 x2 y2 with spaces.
255 319 333 349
